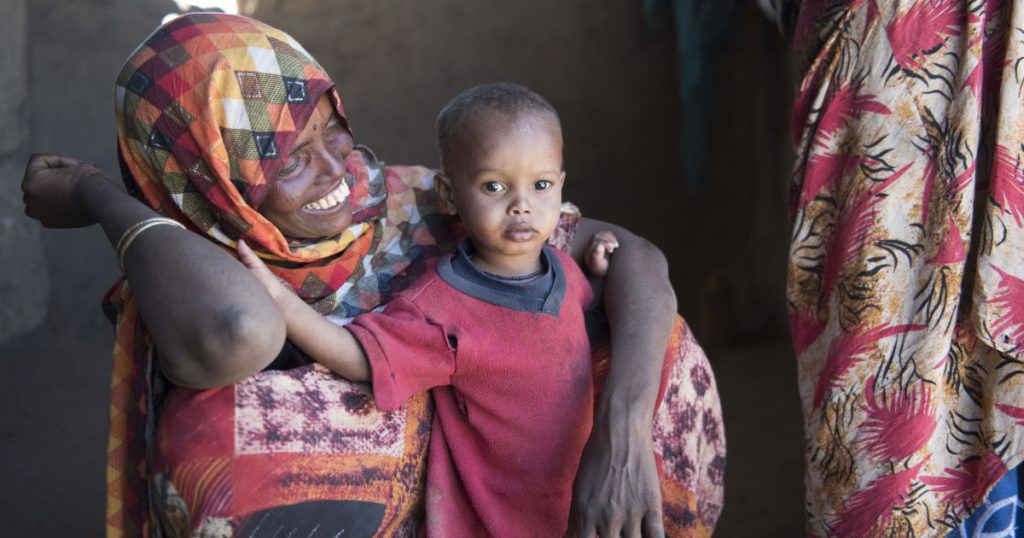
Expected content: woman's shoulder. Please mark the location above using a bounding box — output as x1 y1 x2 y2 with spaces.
382 164 453 221
374 163 461 252
384 164 439 194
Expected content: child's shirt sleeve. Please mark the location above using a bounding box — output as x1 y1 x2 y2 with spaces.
346 296 456 410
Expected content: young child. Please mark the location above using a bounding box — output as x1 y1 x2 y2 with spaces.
239 82 618 536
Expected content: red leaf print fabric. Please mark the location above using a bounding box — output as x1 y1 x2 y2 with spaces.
885 0 966 70
921 452 1006 513
831 462 924 538
813 324 924 409
790 0 1024 535
859 378 937 460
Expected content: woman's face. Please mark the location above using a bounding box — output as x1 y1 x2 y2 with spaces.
259 94 355 240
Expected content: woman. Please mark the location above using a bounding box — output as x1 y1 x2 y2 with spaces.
22 13 725 537
788 0 1024 535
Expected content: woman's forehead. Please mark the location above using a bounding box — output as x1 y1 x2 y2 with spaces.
313 94 341 123
295 94 345 141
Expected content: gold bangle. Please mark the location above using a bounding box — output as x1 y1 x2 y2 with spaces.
115 217 186 272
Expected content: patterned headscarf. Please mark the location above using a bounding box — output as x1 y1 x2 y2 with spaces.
105 13 393 534
115 12 388 299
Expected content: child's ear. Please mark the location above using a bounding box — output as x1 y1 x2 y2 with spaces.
435 172 458 215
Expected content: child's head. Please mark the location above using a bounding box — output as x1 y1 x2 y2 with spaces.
434 83 565 274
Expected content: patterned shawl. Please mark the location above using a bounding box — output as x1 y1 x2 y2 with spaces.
104 13 417 535
788 0 1024 534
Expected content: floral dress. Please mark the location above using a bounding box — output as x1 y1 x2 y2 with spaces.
789 0 1024 535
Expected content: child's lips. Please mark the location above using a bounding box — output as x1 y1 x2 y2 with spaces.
504 223 538 242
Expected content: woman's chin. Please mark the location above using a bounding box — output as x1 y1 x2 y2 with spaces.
293 202 354 239
276 199 352 239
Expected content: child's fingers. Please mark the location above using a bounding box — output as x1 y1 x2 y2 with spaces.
237 240 273 278
589 237 617 257
597 232 619 251
236 239 259 268
591 232 618 250
587 244 610 277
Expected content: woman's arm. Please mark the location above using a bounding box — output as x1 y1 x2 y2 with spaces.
22 154 286 388
570 216 676 538
237 240 370 382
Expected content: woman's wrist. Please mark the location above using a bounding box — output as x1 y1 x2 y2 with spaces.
77 170 123 223
596 393 655 434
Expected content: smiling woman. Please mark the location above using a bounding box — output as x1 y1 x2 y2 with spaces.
20 12 725 536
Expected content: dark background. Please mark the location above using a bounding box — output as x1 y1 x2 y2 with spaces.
0 0 802 534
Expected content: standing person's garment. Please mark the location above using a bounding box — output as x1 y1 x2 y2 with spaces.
348 243 594 536
789 0 1024 535
104 13 726 537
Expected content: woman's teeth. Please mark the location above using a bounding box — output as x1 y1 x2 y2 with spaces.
303 181 351 211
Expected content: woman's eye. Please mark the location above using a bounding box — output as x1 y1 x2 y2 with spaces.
535 180 552 190
325 126 352 155
277 154 306 179
279 159 299 177
483 181 505 193
325 122 344 136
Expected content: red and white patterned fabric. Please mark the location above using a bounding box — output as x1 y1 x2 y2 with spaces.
789 1 1024 535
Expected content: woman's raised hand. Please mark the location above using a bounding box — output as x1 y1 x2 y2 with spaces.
21 153 108 228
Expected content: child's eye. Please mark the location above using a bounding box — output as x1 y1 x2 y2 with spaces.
483 181 505 193
534 180 552 190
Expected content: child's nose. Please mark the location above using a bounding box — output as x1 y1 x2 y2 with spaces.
509 193 531 215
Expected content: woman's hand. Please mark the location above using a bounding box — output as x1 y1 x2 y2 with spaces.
570 217 675 537
23 155 287 388
572 418 664 537
21 153 109 228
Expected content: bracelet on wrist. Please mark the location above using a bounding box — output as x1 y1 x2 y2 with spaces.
115 217 186 272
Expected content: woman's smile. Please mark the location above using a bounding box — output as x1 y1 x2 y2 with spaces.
302 179 351 212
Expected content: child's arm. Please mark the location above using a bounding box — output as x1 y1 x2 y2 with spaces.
582 230 618 308
237 240 370 382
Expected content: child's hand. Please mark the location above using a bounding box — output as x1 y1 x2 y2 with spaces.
584 230 619 277
237 240 291 306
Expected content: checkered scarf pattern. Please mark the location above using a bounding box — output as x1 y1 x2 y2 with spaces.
104 13 411 535
114 12 387 267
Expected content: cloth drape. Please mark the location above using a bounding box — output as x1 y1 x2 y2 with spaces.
789 1 1024 535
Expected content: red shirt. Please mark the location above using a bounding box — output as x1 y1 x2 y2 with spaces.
347 246 594 537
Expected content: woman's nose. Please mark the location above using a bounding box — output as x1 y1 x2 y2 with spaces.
315 145 346 182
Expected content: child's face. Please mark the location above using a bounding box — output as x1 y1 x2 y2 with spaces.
440 110 565 275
